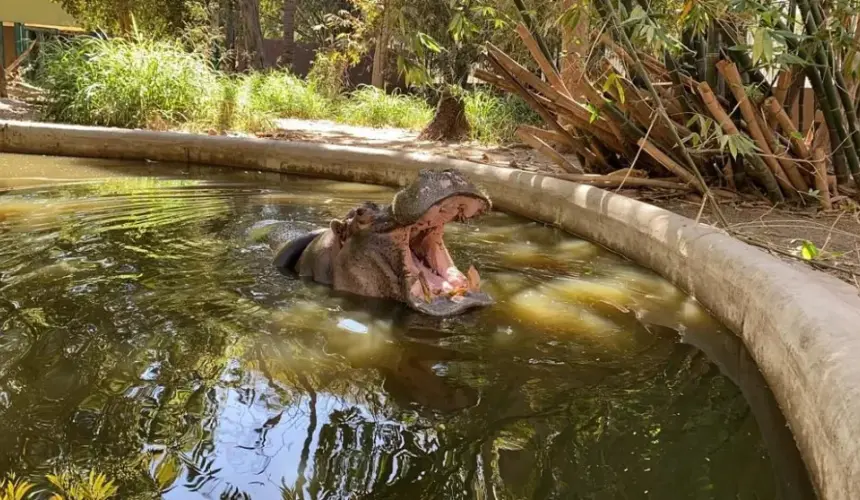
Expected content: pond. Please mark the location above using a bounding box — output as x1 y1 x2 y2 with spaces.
0 154 812 499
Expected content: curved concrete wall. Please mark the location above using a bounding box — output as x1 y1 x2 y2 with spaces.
3 120 860 498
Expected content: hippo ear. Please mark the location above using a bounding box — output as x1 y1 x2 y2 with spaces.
330 219 346 240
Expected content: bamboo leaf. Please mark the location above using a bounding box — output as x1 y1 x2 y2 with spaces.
800 240 820 260
417 32 443 53
752 27 765 64
763 30 774 63
622 5 647 26
779 52 809 66
679 0 694 23
586 103 599 123
558 4 582 30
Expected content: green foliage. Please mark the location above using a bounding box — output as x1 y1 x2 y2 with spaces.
396 0 516 87
307 50 350 100
464 88 542 144
52 0 193 35
0 474 34 500
46 470 119 500
336 85 433 129
0 471 118 500
35 36 218 129
798 240 820 260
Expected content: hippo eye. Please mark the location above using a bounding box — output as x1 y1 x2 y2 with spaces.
356 208 365 216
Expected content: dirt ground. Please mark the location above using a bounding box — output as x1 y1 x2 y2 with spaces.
0 81 41 122
2 81 858 289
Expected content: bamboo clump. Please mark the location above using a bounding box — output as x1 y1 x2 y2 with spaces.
473 18 858 207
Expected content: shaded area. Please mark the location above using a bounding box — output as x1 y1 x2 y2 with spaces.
0 157 810 499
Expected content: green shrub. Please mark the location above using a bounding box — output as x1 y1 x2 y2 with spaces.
464 88 542 144
337 85 433 130
36 37 218 129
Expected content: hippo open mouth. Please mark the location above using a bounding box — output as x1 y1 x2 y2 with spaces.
266 169 495 317
402 194 492 316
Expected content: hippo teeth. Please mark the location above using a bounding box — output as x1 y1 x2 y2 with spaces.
417 272 433 302
467 265 481 291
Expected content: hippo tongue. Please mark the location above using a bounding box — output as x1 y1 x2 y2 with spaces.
404 196 487 303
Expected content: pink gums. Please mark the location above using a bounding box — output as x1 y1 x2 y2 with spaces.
404 195 486 300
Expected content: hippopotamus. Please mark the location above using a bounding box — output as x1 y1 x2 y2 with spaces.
264 169 495 316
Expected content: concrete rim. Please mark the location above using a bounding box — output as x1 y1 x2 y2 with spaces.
3 120 859 498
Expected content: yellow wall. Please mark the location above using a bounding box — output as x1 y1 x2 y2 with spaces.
2 0 79 29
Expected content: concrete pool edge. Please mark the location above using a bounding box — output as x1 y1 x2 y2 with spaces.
2 120 859 498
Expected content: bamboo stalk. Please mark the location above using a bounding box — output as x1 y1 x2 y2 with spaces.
811 110 830 151
515 127 585 173
636 138 701 190
773 70 793 107
486 53 579 146
551 53 632 143
546 172 691 189
765 97 814 182
715 23 768 91
595 0 730 225
815 19 860 187
487 53 603 173
783 70 804 117
475 66 620 150
788 1 860 185
511 0 555 71
606 168 648 178
515 23 571 97
473 69 513 90
813 148 833 210
484 44 617 138
716 60 800 195
697 81 784 202
516 125 576 148
5 39 37 75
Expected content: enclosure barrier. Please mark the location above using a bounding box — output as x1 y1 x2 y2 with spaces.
2 120 860 499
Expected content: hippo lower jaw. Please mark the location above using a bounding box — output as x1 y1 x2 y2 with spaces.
401 194 494 317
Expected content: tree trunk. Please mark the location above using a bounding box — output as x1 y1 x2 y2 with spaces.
0 64 7 99
281 0 296 67
371 0 392 88
239 0 266 70
418 91 470 141
224 0 237 71
117 0 133 36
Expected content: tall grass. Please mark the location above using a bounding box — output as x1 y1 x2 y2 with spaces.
240 72 332 120
34 37 539 143
464 89 542 144
36 37 218 129
337 86 433 130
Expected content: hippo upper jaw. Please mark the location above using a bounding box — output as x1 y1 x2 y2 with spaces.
399 193 494 317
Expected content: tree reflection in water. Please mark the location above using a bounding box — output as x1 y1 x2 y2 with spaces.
0 167 807 499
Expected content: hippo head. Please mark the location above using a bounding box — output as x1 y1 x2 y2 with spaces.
273 169 494 316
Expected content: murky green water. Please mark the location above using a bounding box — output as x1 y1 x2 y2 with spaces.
0 155 812 499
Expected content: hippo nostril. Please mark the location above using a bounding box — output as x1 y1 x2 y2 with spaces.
356 208 365 216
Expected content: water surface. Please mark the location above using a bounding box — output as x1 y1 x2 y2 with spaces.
0 155 810 499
